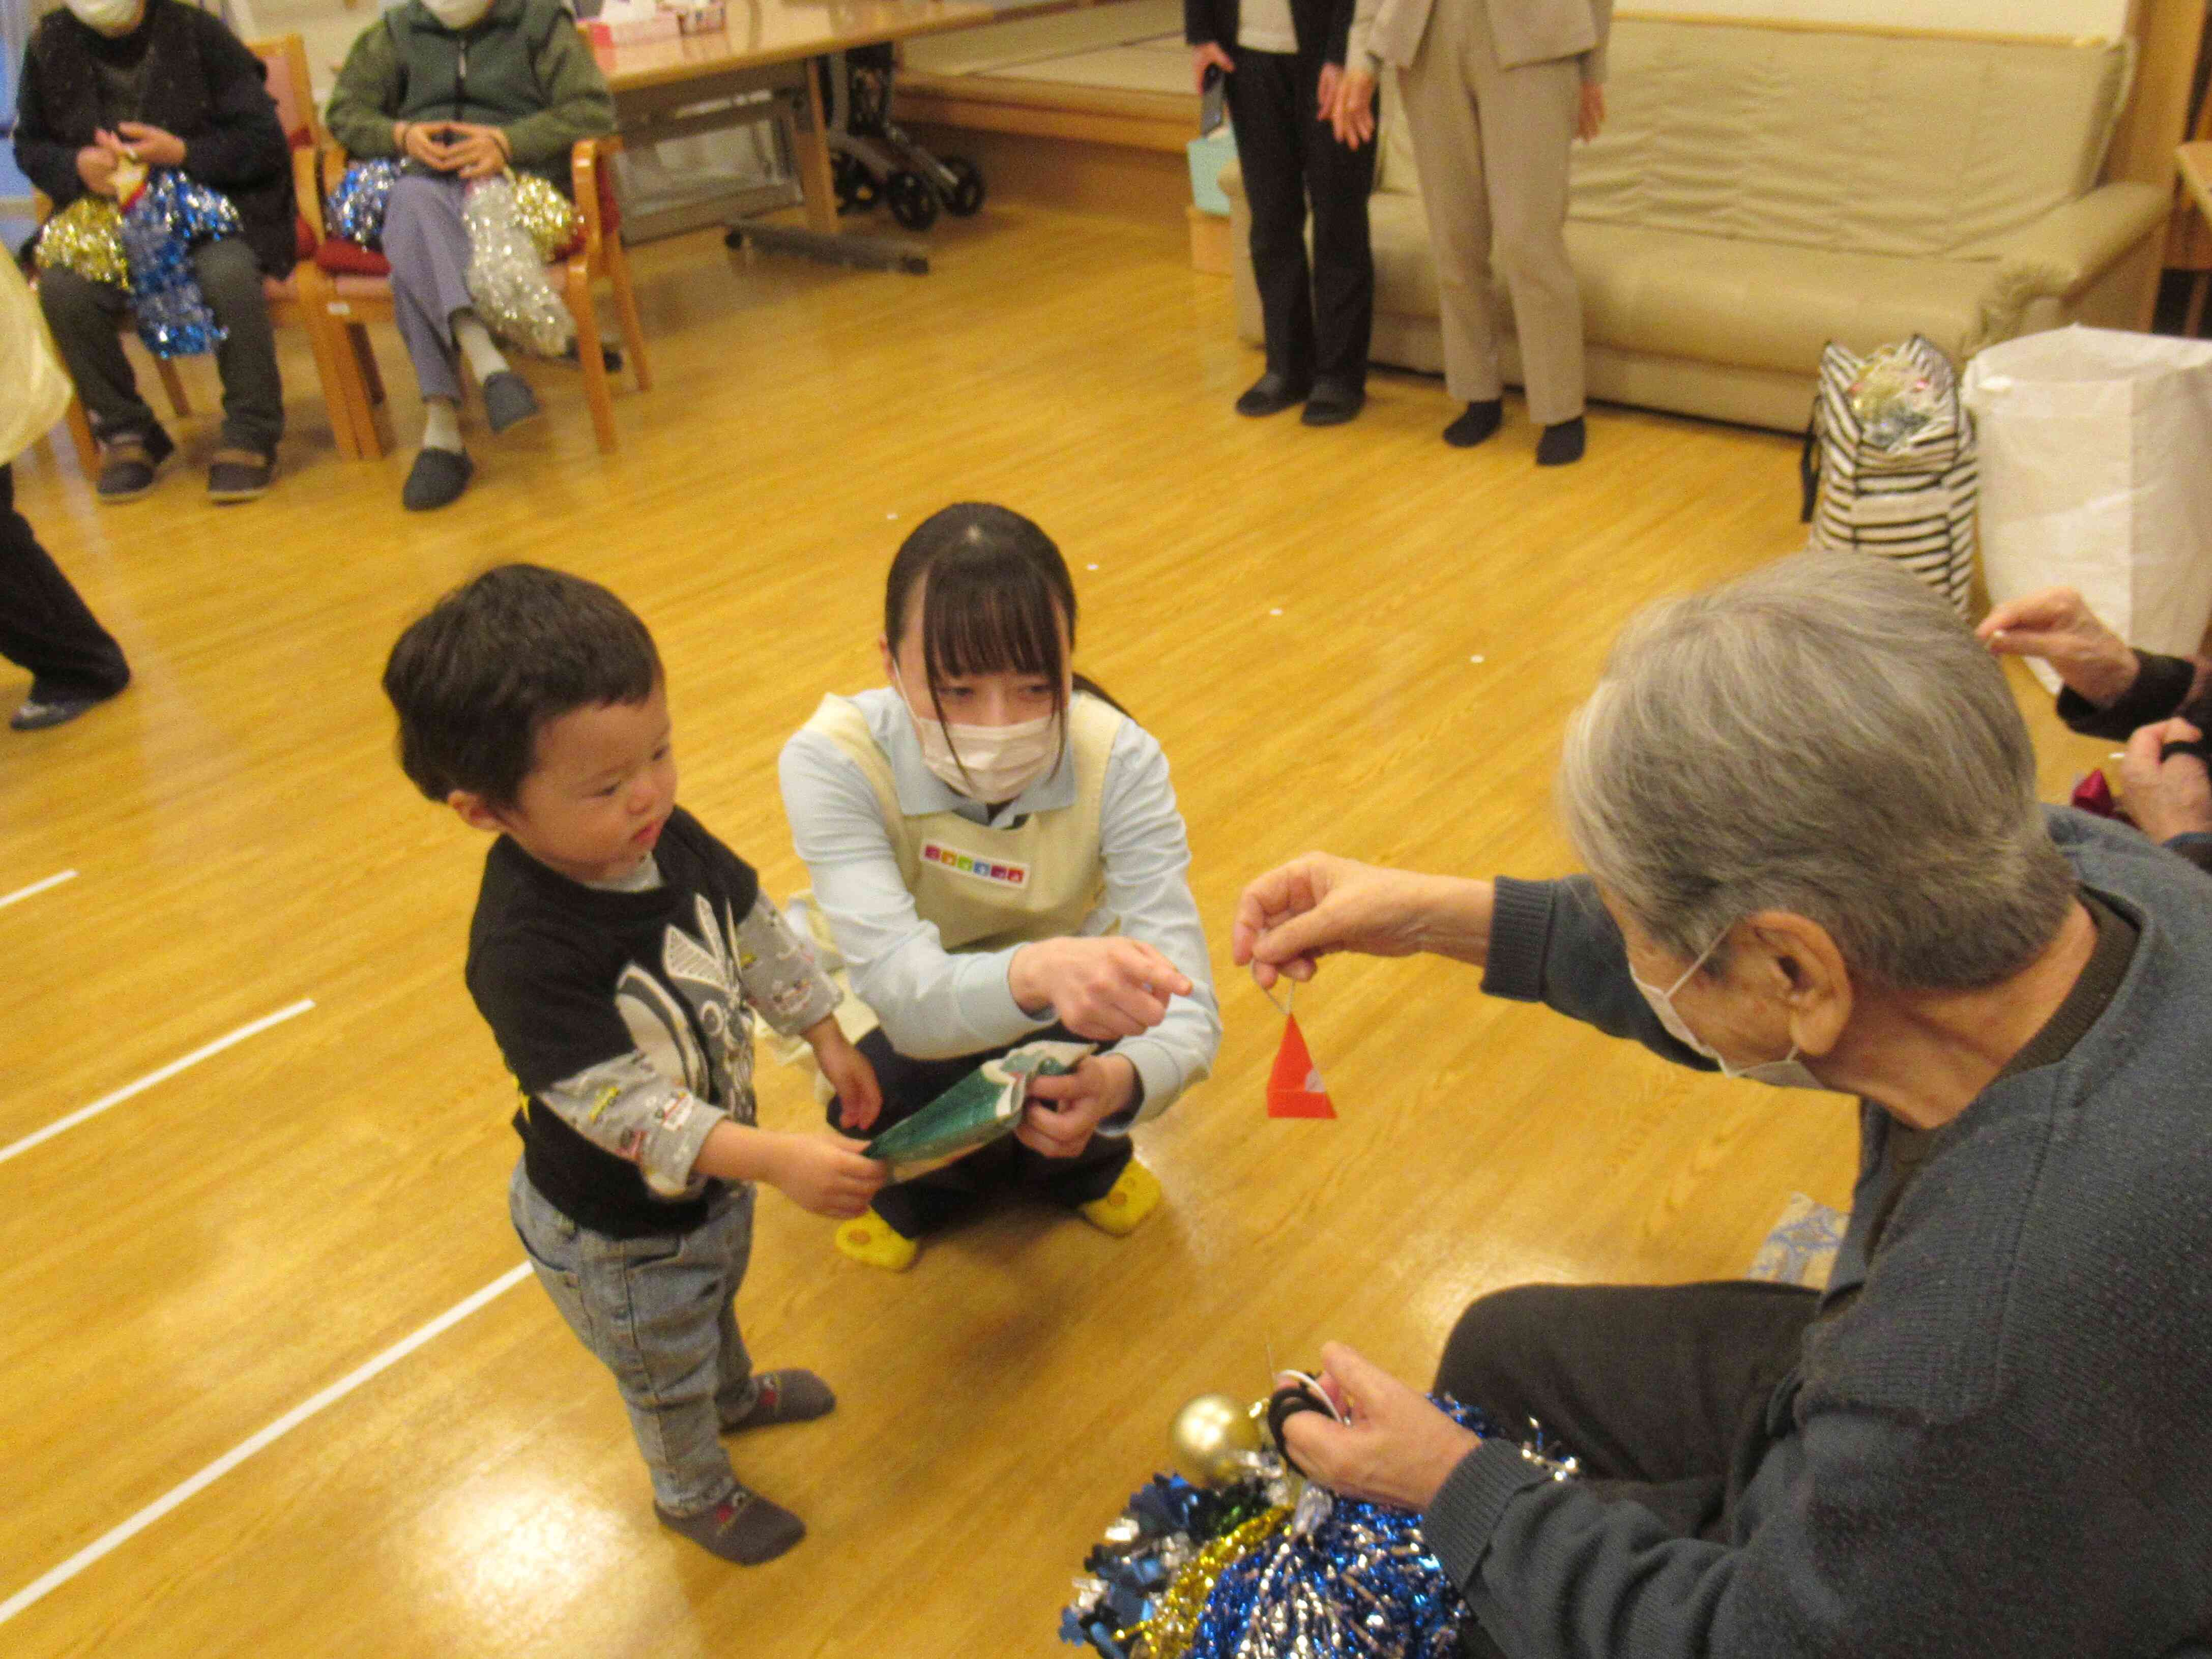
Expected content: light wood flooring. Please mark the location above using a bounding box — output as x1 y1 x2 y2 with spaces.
0 200 2120 1657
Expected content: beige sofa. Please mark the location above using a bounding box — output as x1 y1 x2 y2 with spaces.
1221 19 2171 431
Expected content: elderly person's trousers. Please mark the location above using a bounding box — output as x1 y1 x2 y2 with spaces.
1227 44 1377 390
0 464 131 705
1396 0 1585 425
384 172 479 403
1436 1280 1816 1657
37 237 284 455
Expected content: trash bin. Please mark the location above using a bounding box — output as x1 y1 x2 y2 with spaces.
1963 325 2212 692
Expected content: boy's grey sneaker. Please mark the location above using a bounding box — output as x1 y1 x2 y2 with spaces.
402 448 474 511
655 1487 805 1565
482 370 541 435
720 1369 835 1433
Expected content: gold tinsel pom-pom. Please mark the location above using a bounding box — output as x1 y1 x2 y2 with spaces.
35 195 129 288
1120 1506 1291 1659
508 172 582 261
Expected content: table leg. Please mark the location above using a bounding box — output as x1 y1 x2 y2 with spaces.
799 62 841 237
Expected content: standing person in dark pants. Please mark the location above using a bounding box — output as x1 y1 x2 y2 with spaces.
1189 0 1377 424
1 256 129 732
14 0 294 504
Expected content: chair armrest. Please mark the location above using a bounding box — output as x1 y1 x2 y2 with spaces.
293 144 327 241
1975 181 2170 300
321 141 353 202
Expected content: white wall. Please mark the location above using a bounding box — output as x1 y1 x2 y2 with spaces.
1632 0 2132 39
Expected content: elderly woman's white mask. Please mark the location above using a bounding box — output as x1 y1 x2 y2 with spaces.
1631 929 1829 1090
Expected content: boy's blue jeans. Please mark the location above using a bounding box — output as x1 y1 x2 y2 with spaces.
508 1161 762 1515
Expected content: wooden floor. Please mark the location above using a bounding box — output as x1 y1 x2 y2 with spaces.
0 201 2118 1657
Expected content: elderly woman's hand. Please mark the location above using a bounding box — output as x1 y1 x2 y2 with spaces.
1978 588 2140 708
2120 718 2212 845
1330 68 1378 149
1280 1344 1482 1510
1233 854 1490 987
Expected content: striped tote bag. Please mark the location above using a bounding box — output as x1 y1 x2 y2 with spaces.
1799 336 1978 615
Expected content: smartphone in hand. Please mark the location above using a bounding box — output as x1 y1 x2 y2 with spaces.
1200 64 1227 136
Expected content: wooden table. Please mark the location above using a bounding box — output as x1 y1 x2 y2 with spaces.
590 0 1074 267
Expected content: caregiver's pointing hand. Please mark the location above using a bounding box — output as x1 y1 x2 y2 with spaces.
1009 936 1191 1040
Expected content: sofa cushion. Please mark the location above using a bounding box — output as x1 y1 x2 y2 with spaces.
1370 193 1995 373
1377 19 2130 263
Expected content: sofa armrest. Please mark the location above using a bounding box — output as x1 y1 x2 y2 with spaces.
1976 181 2169 300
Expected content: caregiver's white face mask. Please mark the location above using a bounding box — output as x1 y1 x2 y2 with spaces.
67 0 144 36
892 664 1063 803
423 0 493 32
1630 927 1829 1090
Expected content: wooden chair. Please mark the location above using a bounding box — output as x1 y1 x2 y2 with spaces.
2181 138 2212 337
304 134 652 457
43 33 359 470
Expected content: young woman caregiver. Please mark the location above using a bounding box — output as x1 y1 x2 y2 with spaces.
779 503 1220 1271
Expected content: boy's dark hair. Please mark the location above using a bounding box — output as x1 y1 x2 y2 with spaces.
383 564 661 806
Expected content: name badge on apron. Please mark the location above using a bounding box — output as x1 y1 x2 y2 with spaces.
921 840 1030 888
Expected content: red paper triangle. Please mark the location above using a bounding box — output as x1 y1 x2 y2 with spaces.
1267 1013 1336 1119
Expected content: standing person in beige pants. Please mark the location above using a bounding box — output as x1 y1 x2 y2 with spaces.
1330 0 1609 464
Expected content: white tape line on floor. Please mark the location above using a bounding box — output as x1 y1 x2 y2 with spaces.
0 999 316 1168
0 870 77 911
0 1262 533 1626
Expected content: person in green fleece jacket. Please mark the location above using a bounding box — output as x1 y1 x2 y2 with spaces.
325 0 612 510
1234 551 2212 1658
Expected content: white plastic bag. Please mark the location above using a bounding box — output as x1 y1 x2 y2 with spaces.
1802 336 1978 615
1963 325 2212 693
0 257 74 468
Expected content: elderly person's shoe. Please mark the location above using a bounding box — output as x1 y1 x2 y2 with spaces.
402 448 474 511
1443 399 1503 448
207 447 276 503
482 370 541 435
1536 416 1586 466
95 427 174 503
1302 380 1365 426
1236 371 1312 417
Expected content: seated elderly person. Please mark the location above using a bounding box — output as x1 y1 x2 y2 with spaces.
1234 553 2212 1659
1980 585 2212 871
13 0 294 503
325 0 612 511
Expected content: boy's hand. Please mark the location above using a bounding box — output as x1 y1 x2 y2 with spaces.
1019 1054 1137 1158
808 1019 882 1132
764 1133 886 1219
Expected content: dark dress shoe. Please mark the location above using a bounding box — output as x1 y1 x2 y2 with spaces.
1301 381 1365 426
1443 399 1503 448
207 447 276 503
1236 372 1312 417
1536 416 1586 466
402 447 475 511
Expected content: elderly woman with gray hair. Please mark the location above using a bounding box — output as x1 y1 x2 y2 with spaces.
1231 552 2212 1659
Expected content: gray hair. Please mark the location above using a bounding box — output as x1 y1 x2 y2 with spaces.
1558 552 2076 992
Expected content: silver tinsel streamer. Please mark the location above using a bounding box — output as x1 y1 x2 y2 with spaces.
462 174 575 357
327 158 401 248
117 171 245 357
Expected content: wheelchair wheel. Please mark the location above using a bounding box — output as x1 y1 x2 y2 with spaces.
832 153 878 214
942 156 985 217
886 170 939 230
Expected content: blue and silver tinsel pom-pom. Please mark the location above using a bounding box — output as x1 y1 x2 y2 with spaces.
119 171 245 357
327 158 401 249
1064 1398 1562 1659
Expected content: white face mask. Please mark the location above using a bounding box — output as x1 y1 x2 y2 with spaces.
67 0 143 35
1630 928 1829 1090
891 665 1063 803
422 0 492 30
